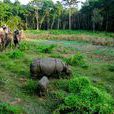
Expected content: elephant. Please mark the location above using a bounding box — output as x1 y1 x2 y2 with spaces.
0 26 12 50
13 29 21 47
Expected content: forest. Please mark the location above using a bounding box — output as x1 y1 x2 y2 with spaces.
0 0 114 31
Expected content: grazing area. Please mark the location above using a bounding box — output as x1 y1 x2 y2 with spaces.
0 30 114 114
0 0 114 113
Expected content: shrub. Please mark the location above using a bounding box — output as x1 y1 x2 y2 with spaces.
19 42 37 51
53 77 114 113
22 79 38 94
54 79 69 91
108 64 114 72
65 52 89 68
0 102 25 114
19 42 30 51
8 50 24 59
37 44 56 53
68 77 90 93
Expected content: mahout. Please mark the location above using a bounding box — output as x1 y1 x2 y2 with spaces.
0 25 22 51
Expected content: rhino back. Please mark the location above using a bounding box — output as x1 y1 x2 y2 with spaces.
40 58 55 76
55 59 64 73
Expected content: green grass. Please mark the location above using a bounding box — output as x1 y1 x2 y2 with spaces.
52 77 114 113
0 30 114 113
0 102 25 114
25 30 48 35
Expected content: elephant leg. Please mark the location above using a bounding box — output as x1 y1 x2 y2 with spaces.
0 44 2 51
14 40 18 48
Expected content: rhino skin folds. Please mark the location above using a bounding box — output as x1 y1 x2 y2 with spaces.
30 58 71 79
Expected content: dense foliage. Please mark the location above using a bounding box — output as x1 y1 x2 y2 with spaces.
52 77 114 113
0 0 114 31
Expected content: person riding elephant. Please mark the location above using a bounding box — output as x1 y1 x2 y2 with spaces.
2 25 12 49
0 27 4 51
13 29 21 48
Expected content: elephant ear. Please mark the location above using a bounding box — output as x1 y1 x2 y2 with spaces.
0 37 2 43
40 58 55 76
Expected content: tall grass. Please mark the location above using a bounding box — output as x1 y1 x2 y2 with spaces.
25 30 114 39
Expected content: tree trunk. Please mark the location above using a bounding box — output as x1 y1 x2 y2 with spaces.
69 8 71 30
25 16 28 29
33 17 36 29
57 18 60 29
93 22 95 32
63 21 66 30
51 15 55 29
35 9 39 30
47 17 50 30
106 11 109 31
78 13 80 29
40 15 46 29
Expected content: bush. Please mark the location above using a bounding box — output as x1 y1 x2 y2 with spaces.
37 44 56 53
22 79 38 95
54 80 69 91
8 50 24 59
0 102 25 114
108 64 114 72
65 52 89 68
19 42 30 51
53 77 114 113
68 77 90 93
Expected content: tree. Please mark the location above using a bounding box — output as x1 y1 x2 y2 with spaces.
3 0 11 3
62 0 78 30
30 0 43 30
14 0 20 5
41 0 54 30
92 8 103 32
0 0 114 31
6 16 22 30
55 1 63 29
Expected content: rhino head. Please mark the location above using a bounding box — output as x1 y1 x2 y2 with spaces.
63 64 71 75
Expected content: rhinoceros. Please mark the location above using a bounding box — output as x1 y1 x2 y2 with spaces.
37 76 49 96
30 58 71 79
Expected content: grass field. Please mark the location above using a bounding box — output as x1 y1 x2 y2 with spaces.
0 30 114 113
